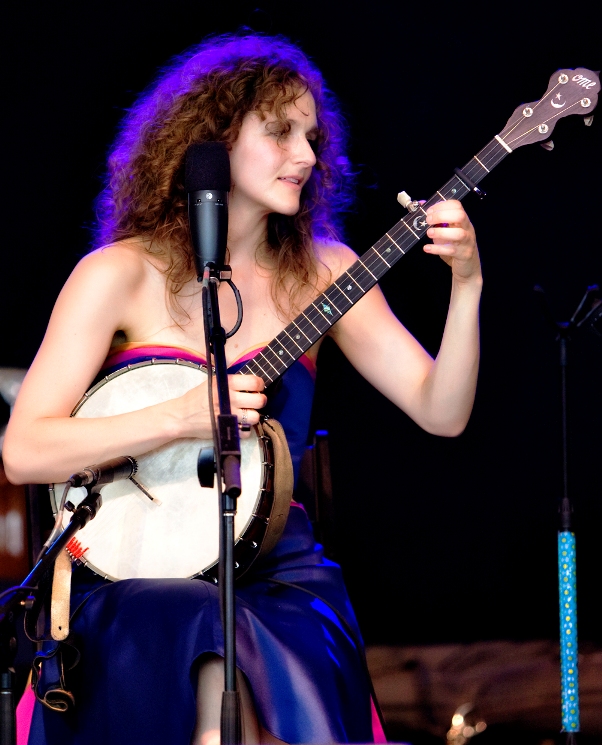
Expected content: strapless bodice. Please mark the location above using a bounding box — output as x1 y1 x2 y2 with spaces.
99 342 317 483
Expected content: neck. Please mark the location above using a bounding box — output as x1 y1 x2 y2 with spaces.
227 200 269 262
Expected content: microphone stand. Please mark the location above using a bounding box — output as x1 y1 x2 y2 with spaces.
0 487 103 745
535 284 601 744
200 264 242 745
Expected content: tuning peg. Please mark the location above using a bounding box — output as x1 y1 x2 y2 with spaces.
584 116 594 127
540 140 554 152
397 191 419 212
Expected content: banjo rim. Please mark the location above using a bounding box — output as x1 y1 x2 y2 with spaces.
49 358 292 582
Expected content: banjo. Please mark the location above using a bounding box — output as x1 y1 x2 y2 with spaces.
51 68 598 582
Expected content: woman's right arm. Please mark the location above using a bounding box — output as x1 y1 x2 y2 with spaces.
4 244 268 486
2 246 189 484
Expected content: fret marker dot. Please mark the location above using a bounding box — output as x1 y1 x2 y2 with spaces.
386 248 391 252
346 285 352 291
278 350 283 355
451 188 457 195
295 334 301 340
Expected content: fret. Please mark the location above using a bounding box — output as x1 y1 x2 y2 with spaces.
398 220 420 239
367 245 393 272
390 224 418 247
384 233 402 257
337 272 365 302
255 352 278 380
281 327 304 351
275 327 300 353
288 320 313 345
472 139 510 175
436 176 471 202
242 356 271 381
261 346 288 374
378 241 399 262
299 310 321 334
312 297 341 321
314 287 343 320
272 338 296 361
324 283 351 310
333 279 354 303
357 258 377 281
255 352 280 377
473 155 489 173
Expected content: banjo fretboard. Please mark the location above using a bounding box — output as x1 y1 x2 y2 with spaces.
239 139 508 384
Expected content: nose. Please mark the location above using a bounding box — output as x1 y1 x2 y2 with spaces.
293 134 317 167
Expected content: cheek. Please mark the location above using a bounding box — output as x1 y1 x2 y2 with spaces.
231 145 274 186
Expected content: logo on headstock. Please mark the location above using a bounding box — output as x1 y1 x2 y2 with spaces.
551 93 566 109
572 74 597 90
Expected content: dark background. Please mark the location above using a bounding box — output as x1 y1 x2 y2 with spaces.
1 1 600 648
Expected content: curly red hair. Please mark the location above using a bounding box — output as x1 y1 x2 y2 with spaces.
95 33 354 317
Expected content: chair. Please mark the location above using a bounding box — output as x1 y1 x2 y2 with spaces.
296 430 338 561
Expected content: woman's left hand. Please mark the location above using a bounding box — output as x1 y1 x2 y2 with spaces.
423 200 481 284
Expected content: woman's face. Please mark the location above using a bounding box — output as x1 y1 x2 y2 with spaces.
228 89 318 220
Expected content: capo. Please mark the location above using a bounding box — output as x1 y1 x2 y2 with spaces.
453 168 486 199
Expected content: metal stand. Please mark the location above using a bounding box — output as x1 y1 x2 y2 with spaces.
199 265 242 745
535 284 601 743
0 487 103 745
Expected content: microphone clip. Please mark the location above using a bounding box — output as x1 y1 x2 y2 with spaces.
200 264 232 286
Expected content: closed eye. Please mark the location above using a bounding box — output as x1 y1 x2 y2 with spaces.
306 127 320 153
266 121 291 138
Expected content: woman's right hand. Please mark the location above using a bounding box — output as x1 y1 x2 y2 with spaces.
173 374 267 440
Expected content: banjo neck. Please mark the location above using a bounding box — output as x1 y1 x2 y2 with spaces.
239 146 500 385
238 67 598 386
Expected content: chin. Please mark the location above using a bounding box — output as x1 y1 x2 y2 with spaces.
271 201 301 217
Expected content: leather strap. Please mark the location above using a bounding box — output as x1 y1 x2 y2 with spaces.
258 417 293 556
51 549 72 641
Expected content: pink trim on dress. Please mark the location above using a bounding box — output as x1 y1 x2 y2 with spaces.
16 685 35 745
102 343 206 369
102 341 317 375
371 697 388 742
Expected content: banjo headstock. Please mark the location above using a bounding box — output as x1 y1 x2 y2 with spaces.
497 68 599 150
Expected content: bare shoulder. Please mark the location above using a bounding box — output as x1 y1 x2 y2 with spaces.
314 240 358 285
70 239 156 289
54 239 168 327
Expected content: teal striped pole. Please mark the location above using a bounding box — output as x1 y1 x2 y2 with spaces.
558 530 579 736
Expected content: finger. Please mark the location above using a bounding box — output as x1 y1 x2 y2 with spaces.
428 198 462 210
231 389 268 410
426 226 468 243
423 243 456 256
237 406 261 434
426 209 469 228
230 374 265 392
426 201 468 220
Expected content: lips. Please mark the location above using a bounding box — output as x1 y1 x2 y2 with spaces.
278 176 302 185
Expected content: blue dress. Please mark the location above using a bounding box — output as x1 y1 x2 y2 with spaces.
27 344 375 745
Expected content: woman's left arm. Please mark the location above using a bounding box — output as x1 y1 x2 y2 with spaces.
327 200 482 436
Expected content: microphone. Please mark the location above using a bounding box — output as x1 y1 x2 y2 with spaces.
68 456 138 488
185 142 230 279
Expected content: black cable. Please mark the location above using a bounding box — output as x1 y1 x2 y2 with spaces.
0 586 36 604
223 279 243 339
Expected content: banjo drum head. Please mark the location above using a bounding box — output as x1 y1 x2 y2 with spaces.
53 360 263 580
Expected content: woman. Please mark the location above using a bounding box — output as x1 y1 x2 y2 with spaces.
4 33 481 745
